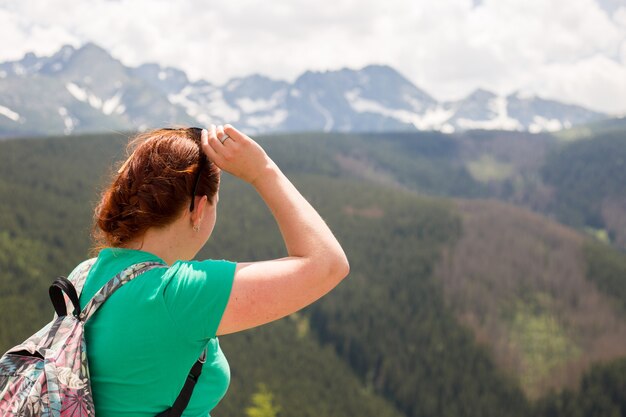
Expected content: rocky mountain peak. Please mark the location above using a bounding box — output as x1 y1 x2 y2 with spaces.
0 42 609 137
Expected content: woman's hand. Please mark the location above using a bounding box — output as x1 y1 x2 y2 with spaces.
201 124 274 185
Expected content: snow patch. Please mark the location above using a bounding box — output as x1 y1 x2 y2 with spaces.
441 123 455 134
457 96 523 131
346 89 390 113
66 82 88 102
194 113 213 125
88 94 102 109
168 87 199 116
102 91 124 115
158 70 167 81
403 93 426 112
528 116 563 133
310 93 334 132
58 107 75 134
290 89 301 98
246 110 288 128
204 90 240 122
66 82 125 115
51 63 63 71
169 86 240 123
13 64 24 76
236 96 279 113
416 106 455 130
345 89 453 130
0 104 21 122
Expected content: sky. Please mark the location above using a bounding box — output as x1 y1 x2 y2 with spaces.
1 0 625 115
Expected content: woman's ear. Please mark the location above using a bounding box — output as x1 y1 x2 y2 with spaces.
191 195 209 225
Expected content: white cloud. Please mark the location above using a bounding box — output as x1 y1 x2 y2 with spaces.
0 8 79 60
0 0 625 114
615 6 626 29
535 54 626 114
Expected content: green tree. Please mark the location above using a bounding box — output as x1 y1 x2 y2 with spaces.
245 383 281 417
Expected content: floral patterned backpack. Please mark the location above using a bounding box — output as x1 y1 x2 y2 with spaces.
0 259 167 416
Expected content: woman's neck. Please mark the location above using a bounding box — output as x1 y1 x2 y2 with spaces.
121 221 195 265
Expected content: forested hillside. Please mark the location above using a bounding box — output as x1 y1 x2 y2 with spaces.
542 131 626 248
434 200 626 398
277 126 626 252
1 130 625 417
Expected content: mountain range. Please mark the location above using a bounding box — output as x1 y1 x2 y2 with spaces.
0 42 608 137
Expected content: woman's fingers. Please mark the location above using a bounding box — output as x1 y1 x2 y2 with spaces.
201 125 223 163
202 123 270 183
202 124 237 169
223 124 245 143
216 125 226 143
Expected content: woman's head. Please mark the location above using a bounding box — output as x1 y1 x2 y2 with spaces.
94 127 220 248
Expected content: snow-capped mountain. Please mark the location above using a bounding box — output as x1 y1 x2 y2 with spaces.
0 43 607 137
0 43 194 136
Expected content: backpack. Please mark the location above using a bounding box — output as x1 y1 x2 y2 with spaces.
0 258 207 417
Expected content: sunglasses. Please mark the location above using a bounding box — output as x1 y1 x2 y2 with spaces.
162 127 205 212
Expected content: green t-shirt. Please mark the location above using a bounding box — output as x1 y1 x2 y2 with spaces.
74 247 236 417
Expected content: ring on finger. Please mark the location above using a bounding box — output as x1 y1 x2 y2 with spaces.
219 133 231 144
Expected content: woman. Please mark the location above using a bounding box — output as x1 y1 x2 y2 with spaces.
80 124 349 416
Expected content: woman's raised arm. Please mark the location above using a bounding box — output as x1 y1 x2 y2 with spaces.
201 125 350 336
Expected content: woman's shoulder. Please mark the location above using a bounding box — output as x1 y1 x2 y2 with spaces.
162 258 237 295
162 259 237 341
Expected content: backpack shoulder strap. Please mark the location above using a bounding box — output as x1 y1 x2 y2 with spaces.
67 257 98 297
154 349 207 417
79 261 167 322
52 258 98 319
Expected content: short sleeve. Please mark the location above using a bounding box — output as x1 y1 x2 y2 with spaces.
162 259 236 341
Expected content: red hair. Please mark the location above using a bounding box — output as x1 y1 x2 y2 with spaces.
93 128 219 248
